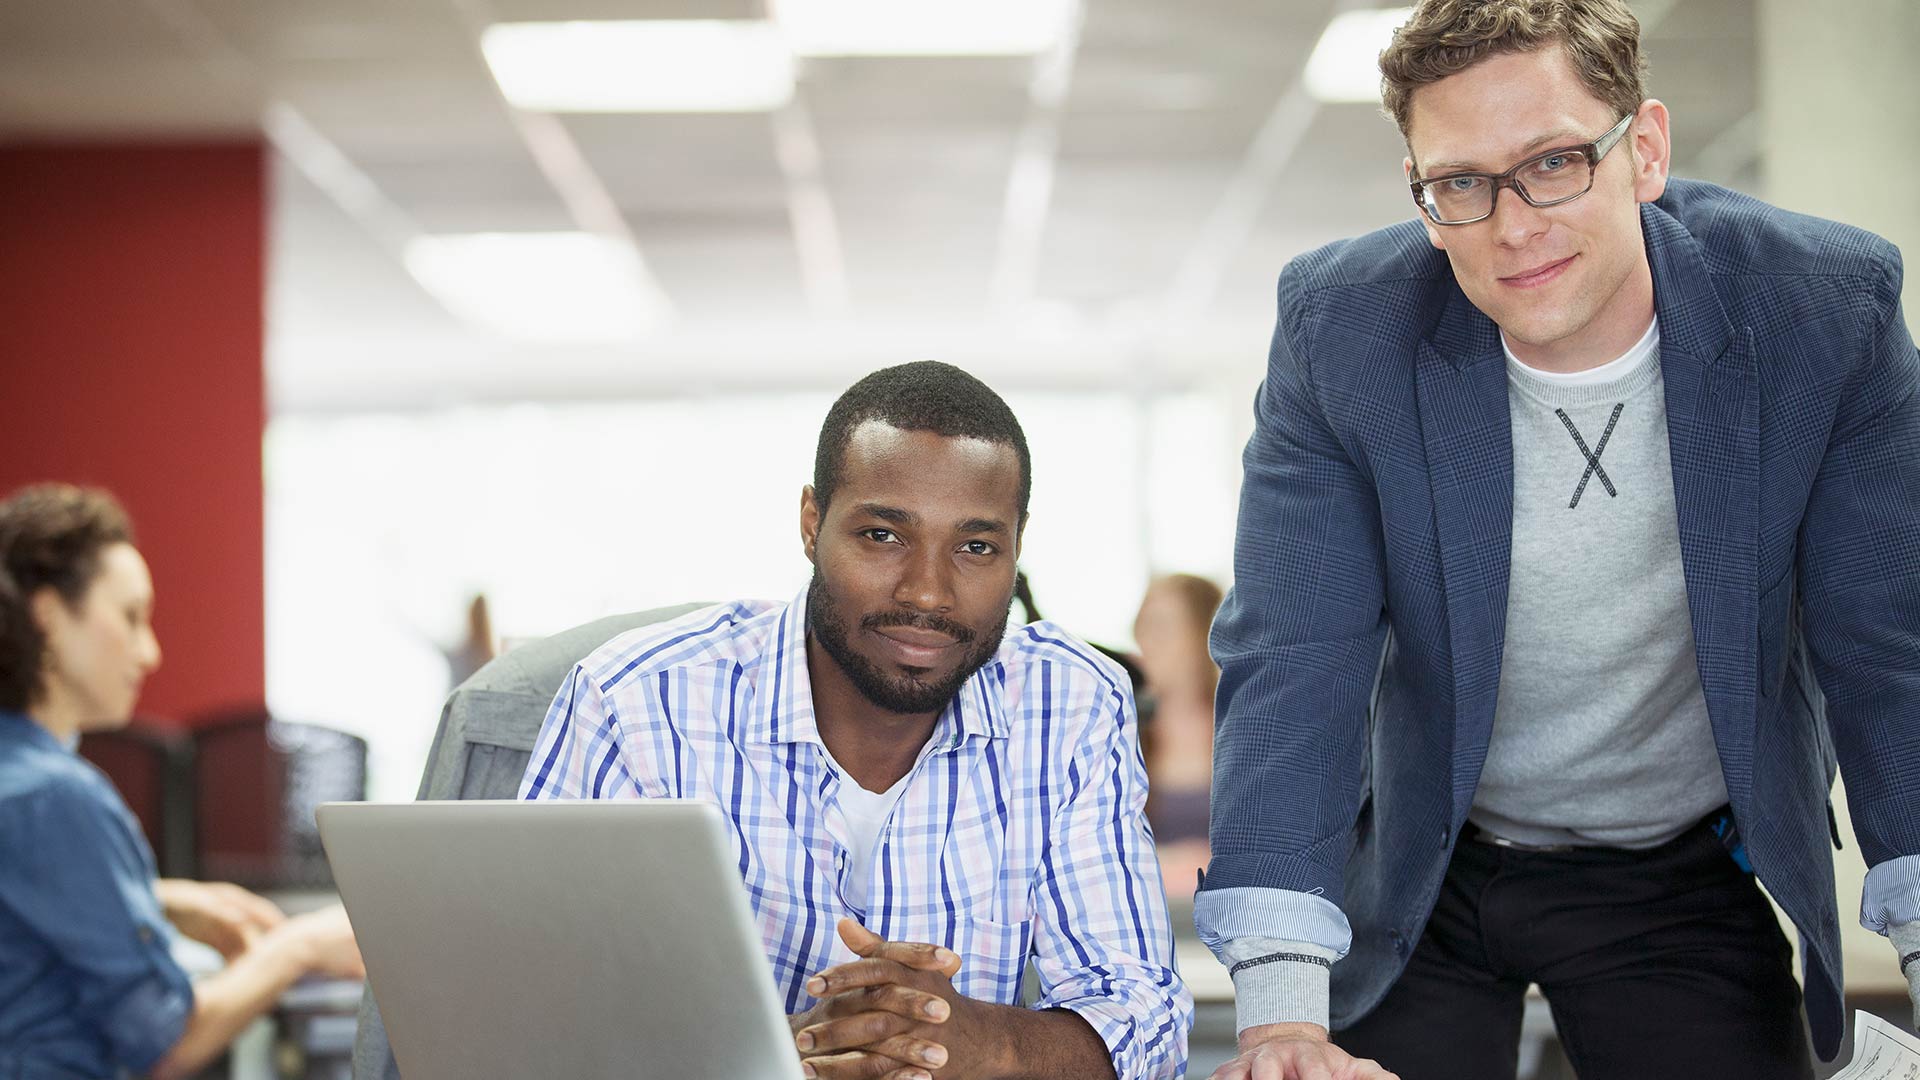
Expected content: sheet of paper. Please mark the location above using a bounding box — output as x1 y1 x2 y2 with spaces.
1829 1011 1920 1080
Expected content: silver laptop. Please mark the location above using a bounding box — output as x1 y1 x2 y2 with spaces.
317 799 806 1080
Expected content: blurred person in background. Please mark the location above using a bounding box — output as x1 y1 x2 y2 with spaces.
0 484 365 1080
1133 574 1224 902
1013 570 1148 693
441 593 498 690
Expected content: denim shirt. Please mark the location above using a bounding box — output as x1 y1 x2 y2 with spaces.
0 711 193 1079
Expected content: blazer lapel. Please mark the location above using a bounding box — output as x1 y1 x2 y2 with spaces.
1416 283 1514 826
1646 203 1759 807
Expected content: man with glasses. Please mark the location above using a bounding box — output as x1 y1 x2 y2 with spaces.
1197 2 1920 1078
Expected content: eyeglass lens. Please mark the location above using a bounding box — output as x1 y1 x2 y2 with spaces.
1420 148 1595 223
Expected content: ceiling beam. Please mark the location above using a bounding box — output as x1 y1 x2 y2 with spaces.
1158 0 1377 331
134 0 425 269
771 99 851 316
988 1 1084 314
447 0 673 320
265 103 426 258
134 0 254 88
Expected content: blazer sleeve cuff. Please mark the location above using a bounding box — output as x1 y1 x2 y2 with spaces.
1193 885 1352 957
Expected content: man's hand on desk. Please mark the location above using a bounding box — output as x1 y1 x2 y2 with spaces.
155 879 287 960
1209 1023 1399 1080
790 918 997 1080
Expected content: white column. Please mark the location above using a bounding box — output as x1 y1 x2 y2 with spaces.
1759 0 1920 313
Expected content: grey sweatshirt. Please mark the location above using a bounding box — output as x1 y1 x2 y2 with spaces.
1471 319 1728 848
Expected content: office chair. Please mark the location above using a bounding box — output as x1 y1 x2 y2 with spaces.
349 602 708 1080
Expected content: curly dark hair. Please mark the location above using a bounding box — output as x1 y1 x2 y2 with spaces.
0 484 136 713
813 361 1031 520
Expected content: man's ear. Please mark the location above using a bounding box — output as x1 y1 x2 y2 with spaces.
1407 156 1444 251
1628 98 1672 204
800 485 821 564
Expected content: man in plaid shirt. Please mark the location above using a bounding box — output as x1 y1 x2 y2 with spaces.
524 361 1192 1080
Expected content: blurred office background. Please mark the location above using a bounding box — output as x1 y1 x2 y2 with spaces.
2 0 1915 1076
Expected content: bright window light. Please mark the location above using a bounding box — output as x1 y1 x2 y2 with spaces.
770 0 1077 57
403 233 666 343
1303 7 1414 103
481 21 795 112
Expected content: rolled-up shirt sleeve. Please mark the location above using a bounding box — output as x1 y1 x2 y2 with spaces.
1862 854 1920 933
1028 682 1193 1080
0 773 194 1072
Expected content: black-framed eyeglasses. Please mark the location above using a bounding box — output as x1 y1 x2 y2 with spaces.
1410 113 1635 226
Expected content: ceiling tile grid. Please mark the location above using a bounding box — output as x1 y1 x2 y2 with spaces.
0 0 1768 406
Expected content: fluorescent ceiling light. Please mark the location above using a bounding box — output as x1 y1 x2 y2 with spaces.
403 233 667 343
1303 7 1414 103
770 0 1076 57
481 21 794 112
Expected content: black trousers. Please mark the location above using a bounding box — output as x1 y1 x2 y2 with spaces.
1336 815 1813 1080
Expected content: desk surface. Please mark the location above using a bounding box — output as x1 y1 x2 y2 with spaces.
1177 929 1909 1007
258 890 1904 1007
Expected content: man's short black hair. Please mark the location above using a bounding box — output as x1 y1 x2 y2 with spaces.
813 361 1031 519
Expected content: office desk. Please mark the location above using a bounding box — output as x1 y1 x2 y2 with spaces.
223 978 362 1080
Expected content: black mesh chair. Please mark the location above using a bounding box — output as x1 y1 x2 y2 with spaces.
79 719 197 878
192 710 369 891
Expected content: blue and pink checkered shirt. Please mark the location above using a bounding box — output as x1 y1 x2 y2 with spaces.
520 590 1192 1079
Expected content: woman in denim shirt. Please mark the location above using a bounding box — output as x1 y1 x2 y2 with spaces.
0 485 362 1080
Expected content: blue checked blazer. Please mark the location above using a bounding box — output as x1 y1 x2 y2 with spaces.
1201 179 1920 1060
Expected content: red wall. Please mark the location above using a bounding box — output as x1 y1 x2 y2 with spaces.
0 142 267 727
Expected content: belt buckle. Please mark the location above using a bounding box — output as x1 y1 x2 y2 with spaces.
1472 827 1575 854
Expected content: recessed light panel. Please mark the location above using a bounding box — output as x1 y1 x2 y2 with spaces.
770 0 1077 57
1304 8 1415 104
481 21 795 113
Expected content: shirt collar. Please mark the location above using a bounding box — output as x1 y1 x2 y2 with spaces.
745 585 1010 748
0 708 73 753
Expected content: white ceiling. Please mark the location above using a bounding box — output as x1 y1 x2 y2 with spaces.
0 0 1760 410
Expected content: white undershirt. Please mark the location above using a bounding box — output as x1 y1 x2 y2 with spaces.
1503 316 1660 388
822 752 914 915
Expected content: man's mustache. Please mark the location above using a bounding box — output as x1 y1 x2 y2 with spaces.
861 610 976 644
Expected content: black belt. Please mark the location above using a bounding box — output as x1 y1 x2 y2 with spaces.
1469 808 1735 859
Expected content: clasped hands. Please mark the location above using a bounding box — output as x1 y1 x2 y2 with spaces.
789 917 997 1080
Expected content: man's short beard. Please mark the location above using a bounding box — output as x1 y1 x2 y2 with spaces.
806 567 1008 716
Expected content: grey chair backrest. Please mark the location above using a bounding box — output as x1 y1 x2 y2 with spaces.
351 603 708 1080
